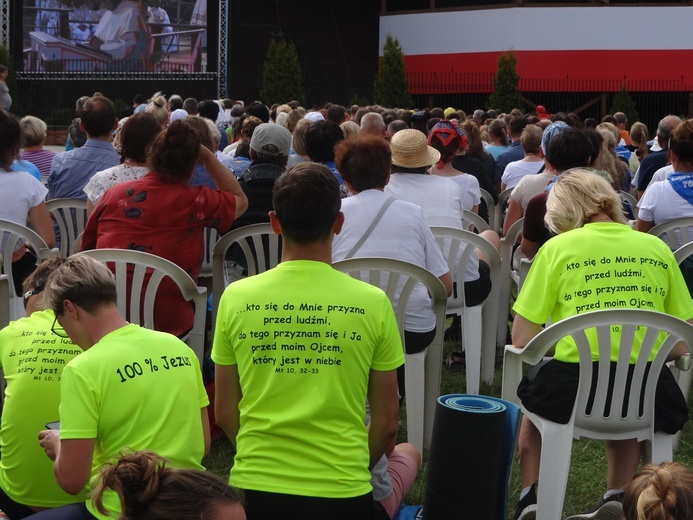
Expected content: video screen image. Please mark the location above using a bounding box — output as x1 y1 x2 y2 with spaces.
22 1 209 73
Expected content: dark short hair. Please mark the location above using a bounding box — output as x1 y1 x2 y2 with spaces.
305 121 344 163
508 116 528 137
147 120 200 183
246 102 270 123
272 162 341 245
120 112 162 164
546 128 592 172
326 104 346 125
335 134 391 192
79 95 116 138
198 100 220 122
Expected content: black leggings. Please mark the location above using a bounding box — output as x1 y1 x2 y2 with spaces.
243 490 376 520
22 503 95 520
0 485 37 520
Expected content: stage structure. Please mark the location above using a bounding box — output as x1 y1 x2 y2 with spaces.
2 0 228 101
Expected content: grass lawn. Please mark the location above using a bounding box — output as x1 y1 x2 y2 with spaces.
204 336 693 519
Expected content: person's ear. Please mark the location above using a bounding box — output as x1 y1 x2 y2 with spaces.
269 211 282 236
333 211 345 235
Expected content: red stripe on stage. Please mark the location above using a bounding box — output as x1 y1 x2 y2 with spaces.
403 50 693 93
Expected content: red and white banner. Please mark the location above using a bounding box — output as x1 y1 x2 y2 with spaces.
380 7 693 92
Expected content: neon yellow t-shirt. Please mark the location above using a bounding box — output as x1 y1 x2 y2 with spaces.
59 324 209 519
514 223 693 363
0 309 85 507
212 260 404 498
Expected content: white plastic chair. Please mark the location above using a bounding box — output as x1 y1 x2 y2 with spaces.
0 219 58 321
671 241 693 451
430 227 502 392
45 198 88 257
333 257 448 453
76 249 207 364
211 223 281 327
199 227 219 279
479 188 496 231
649 217 693 250
498 217 525 353
462 209 490 233
494 187 514 235
619 190 639 220
0 274 9 330
501 309 693 520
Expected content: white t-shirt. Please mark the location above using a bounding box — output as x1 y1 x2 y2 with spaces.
637 179 693 224
0 170 48 252
385 173 464 228
432 172 480 212
0 170 47 224
648 164 675 188
384 173 480 283
332 190 449 332
501 159 544 190
510 172 557 210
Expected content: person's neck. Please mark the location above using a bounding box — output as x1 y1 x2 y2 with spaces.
523 153 542 162
80 307 128 350
431 163 461 176
280 240 334 265
24 145 43 152
588 212 613 224
123 158 146 167
87 134 112 143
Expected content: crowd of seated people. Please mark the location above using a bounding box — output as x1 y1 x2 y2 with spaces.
2 91 693 520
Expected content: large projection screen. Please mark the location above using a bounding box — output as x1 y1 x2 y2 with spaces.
20 1 212 75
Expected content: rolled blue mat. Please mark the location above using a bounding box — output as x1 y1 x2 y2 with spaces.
423 395 516 520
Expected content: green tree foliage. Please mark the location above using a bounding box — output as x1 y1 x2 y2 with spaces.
488 51 523 113
260 38 305 106
374 34 412 109
610 85 639 129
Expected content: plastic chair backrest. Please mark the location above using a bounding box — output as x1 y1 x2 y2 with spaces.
199 227 219 278
479 188 496 230
462 210 490 233
0 274 9 330
498 217 525 348
76 249 207 363
649 217 693 250
0 219 57 321
211 223 281 325
619 191 639 220
45 198 88 258
332 257 448 342
495 187 514 234
674 241 693 264
430 226 501 312
503 309 693 436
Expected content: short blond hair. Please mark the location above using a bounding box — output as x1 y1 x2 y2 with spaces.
20 115 47 147
545 167 627 234
520 125 542 154
340 120 361 139
44 255 117 315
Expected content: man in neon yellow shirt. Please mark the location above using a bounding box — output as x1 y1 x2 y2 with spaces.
35 255 210 520
213 162 404 519
0 259 86 518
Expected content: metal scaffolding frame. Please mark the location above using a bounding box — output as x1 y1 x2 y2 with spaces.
3 1 227 96
218 0 228 98
0 0 8 49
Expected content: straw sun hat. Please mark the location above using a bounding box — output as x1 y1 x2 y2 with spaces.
391 129 441 168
